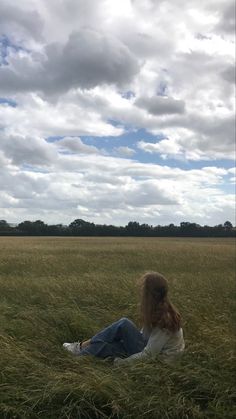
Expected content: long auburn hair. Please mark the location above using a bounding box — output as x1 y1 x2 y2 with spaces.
140 272 181 333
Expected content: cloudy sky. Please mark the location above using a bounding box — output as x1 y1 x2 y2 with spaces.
0 0 235 226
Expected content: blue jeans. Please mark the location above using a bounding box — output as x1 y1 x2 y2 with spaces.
79 317 147 359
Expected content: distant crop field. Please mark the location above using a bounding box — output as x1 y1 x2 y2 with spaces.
0 237 235 418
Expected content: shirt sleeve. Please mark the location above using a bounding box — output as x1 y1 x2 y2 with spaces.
114 328 170 365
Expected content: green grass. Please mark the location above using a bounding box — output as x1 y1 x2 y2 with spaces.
0 237 235 418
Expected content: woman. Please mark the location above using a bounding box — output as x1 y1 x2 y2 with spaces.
63 272 185 364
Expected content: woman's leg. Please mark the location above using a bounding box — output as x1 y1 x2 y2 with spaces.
81 338 91 349
79 317 147 359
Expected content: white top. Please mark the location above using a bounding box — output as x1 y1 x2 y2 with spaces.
114 326 185 365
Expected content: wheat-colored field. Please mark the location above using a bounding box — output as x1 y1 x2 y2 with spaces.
0 236 235 418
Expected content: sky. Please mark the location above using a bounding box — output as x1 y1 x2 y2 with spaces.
0 0 235 226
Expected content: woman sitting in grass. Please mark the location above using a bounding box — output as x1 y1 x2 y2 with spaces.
63 272 185 365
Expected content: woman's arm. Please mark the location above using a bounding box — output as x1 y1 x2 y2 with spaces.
114 328 170 365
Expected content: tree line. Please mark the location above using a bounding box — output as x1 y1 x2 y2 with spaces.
0 219 235 237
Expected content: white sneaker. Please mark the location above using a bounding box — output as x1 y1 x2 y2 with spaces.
63 341 81 354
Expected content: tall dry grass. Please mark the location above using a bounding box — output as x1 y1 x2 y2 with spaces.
0 237 235 418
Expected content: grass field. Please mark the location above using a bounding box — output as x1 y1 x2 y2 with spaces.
0 236 235 418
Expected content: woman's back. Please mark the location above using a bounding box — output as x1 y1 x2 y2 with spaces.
149 326 185 357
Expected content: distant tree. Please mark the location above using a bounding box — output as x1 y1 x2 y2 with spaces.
0 220 11 234
69 219 95 235
125 221 140 235
47 224 68 235
18 220 48 235
166 223 179 236
2 218 236 237
33 220 48 233
0 220 9 228
139 223 152 236
179 222 201 236
18 221 33 234
70 219 89 229
224 221 233 230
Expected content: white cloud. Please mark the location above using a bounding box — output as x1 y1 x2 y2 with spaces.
137 115 235 161
215 0 235 34
114 146 136 157
0 93 124 137
0 29 139 95
0 0 44 44
55 137 99 155
0 0 235 225
135 96 185 116
0 146 234 225
138 139 182 158
0 133 56 166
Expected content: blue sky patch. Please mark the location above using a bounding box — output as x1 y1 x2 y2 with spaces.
0 97 17 107
46 130 235 171
0 35 29 65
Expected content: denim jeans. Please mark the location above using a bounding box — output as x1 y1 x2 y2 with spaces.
79 317 148 359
